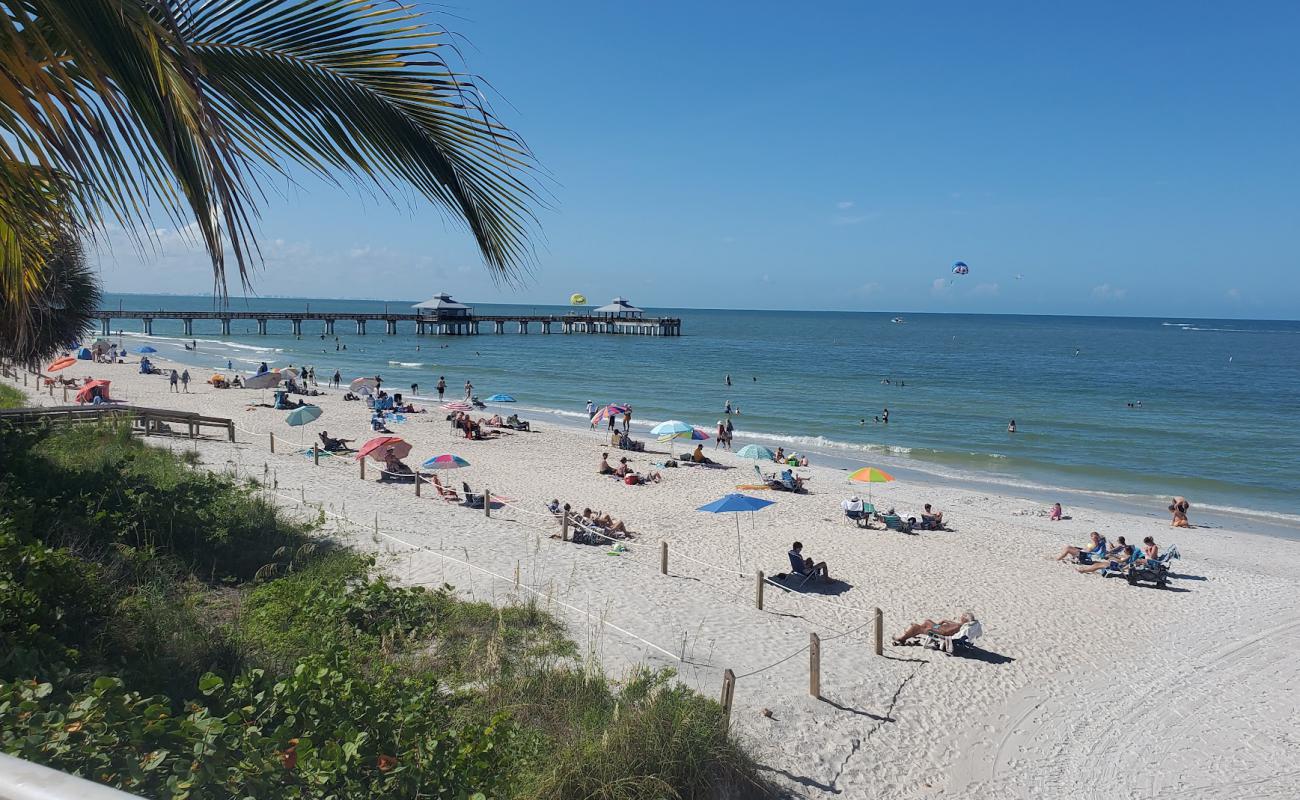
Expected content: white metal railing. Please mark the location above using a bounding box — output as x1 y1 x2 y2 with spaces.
0 754 142 800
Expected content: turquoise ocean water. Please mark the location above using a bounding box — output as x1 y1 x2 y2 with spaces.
98 293 1300 531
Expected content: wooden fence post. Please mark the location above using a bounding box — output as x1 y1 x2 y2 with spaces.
720 669 735 728
660 541 668 575
809 633 821 698
561 513 570 542
359 457 366 480
755 570 765 610
269 432 275 453
227 421 235 442
414 471 421 496
62 386 67 403
142 413 151 436
874 607 884 656
484 489 491 517
312 445 320 466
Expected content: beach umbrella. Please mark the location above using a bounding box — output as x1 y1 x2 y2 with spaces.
285 405 322 426
421 454 470 470
736 444 775 461
697 493 776 567
591 404 629 425
356 436 411 462
244 371 282 390
350 377 377 391
47 356 77 372
690 426 712 441
281 367 300 378
486 393 515 402
848 466 896 503
442 401 472 411
135 345 157 354
285 404 322 445
74 379 111 404
651 420 692 438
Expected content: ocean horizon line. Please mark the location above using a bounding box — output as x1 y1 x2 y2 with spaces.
97 290 1299 324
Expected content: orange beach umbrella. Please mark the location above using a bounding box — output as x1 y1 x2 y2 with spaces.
356 436 410 462
47 356 77 372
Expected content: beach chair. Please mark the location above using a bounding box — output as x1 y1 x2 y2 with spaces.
429 475 459 503
753 464 776 483
1099 547 1144 579
782 550 816 589
880 513 915 534
925 620 983 655
844 502 877 528
461 481 485 509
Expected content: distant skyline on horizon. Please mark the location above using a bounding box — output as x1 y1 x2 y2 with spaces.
94 1 1300 320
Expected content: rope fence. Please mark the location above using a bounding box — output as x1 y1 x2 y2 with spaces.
173 407 907 721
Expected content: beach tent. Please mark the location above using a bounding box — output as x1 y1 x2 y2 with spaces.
77 347 92 360
75 379 111 404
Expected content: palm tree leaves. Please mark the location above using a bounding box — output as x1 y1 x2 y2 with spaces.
179 0 538 279
0 0 539 325
0 228 102 369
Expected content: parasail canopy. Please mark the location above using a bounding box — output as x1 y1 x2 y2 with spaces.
570 293 587 305
952 261 969 275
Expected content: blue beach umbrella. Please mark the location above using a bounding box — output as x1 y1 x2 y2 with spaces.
136 345 157 354
486 393 516 402
422 454 470 470
698 493 776 566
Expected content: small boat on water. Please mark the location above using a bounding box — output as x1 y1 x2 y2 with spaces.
891 316 905 324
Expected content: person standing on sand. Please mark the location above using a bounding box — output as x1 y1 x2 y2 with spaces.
586 400 596 426
716 421 726 449
622 406 632 433
169 369 179 392
726 418 734 442
180 369 190 393
437 376 446 400
464 379 473 401
332 370 341 388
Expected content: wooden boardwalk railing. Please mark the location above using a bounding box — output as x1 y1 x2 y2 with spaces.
0 404 235 441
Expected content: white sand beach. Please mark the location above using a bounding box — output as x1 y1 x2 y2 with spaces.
8 360 1300 799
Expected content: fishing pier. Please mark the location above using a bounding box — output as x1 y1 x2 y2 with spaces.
95 295 682 338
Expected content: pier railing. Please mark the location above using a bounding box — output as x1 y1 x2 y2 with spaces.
93 309 682 337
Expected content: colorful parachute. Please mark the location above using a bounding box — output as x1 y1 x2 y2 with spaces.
570 293 587 305
952 261 969 275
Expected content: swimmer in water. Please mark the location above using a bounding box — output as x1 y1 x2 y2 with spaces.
1008 419 1017 433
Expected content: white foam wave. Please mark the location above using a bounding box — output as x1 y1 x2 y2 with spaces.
116 331 283 352
387 361 425 367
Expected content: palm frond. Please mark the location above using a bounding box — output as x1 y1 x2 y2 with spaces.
178 0 539 280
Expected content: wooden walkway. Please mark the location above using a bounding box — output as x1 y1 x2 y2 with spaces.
95 309 682 337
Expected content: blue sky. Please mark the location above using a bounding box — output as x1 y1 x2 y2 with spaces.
96 1 1299 318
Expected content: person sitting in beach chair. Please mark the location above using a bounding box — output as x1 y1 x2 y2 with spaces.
377 447 417 482
505 413 530 431
482 414 504 427
776 468 804 492
892 610 978 647
317 431 355 453
1056 531 1107 563
785 541 831 585
920 504 947 530
371 412 392 433
1077 544 1136 576
880 509 915 533
618 431 645 452
842 495 870 527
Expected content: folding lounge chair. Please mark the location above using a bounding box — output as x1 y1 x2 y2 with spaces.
784 551 816 589
925 620 983 655
880 513 914 533
844 503 877 528
1099 547 1143 578
461 481 485 509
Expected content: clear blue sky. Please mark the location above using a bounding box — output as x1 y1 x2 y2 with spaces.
97 1 1299 318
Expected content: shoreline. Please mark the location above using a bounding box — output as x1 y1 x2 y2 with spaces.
83 330 1300 535
8 356 1300 798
